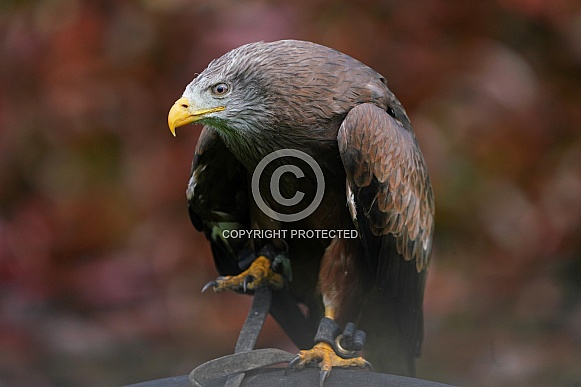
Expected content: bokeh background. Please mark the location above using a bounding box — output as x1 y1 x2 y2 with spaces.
1 0 580 386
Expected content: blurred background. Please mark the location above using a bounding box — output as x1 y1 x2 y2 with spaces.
1 0 580 386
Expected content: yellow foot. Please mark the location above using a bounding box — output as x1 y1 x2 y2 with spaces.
286 342 372 386
202 256 285 293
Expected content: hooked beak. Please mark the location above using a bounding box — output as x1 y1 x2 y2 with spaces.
167 97 225 136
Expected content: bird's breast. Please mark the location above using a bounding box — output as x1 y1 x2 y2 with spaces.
250 148 349 232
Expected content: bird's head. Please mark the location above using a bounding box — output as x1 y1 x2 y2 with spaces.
168 42 280 142
167 40 384 163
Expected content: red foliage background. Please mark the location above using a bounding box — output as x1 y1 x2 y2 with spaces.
1 1 580 385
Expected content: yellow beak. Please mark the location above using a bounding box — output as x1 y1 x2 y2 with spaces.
167 97 225 137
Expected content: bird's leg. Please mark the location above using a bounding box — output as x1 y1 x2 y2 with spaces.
203 255 285 293
287 306 371 385
287 238 371 385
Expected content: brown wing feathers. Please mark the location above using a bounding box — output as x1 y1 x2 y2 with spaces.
339 103 434 272
338 103 434 357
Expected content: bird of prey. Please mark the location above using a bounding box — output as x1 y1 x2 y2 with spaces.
168 40 434 382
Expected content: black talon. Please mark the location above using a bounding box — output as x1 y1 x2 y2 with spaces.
363 360 374 371
319 370 330 387
242 276 254 293
285 356 302 375
201 280 217 293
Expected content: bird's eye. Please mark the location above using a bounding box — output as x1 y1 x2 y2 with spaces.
211 83 230 96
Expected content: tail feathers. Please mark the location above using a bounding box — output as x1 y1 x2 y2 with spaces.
359 288 416 377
